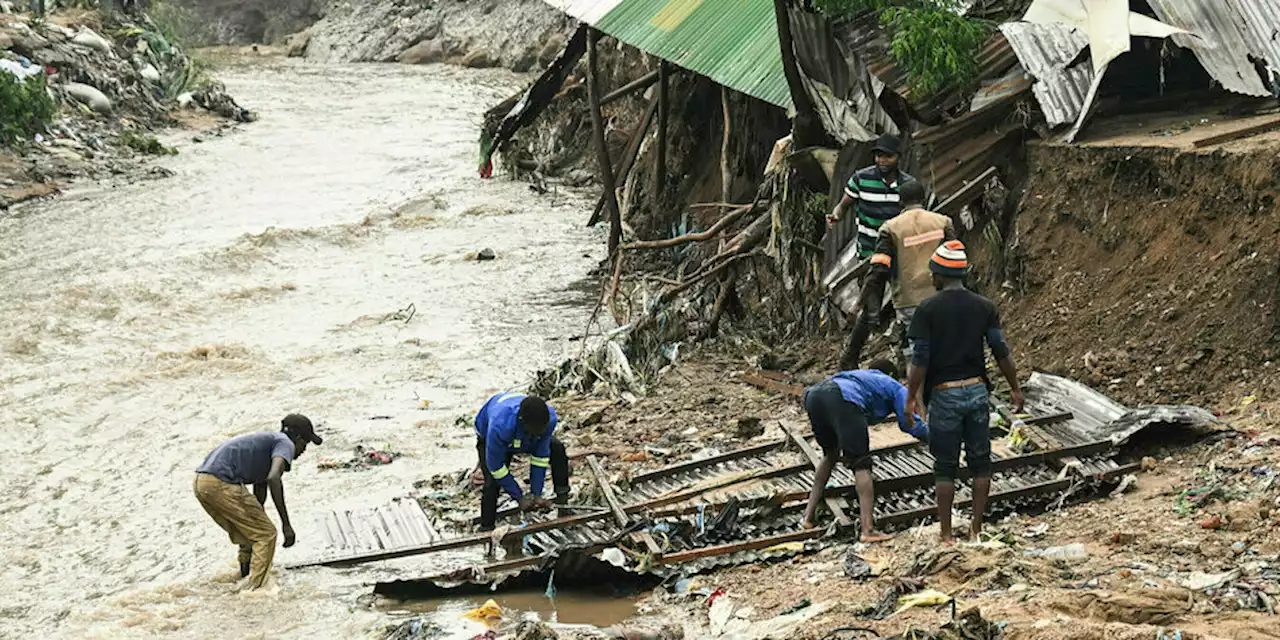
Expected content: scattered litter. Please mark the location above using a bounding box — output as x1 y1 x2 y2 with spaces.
599 547 627 567
894 589 951 615
779 598 811 615
1022 523 1050 539
1024 543 1088 561
317 445 403 471
761 541 805 554
1109 474 1138 498
1199 515 1224 530
843 551 872 580
1180 570 1240 591
1176 486 1222 514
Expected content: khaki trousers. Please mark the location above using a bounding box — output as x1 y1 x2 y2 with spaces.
193 473 278 589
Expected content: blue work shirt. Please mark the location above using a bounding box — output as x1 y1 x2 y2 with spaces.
474 392 558 499
828 370 928 440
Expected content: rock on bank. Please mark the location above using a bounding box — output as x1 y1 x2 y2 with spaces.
301 0 572 71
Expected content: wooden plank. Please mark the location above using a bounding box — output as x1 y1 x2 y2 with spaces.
1192 115 1280 148
589 455 631 527
587 93 659 226
780 422 854 528
599 70 659 106
935 166 997 216
588 455 663 557
741 372 804 397
658 528 821 565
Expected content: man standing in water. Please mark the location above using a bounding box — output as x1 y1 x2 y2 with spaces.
475 392 570 532
193 414 322 589
827 133 915 371
906 241 1023 543
800 358 928 541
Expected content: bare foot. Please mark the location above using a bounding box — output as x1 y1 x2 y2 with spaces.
861 531 893 543
940 536 956 546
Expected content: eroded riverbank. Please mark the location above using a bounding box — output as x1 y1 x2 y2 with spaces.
0 57 603 638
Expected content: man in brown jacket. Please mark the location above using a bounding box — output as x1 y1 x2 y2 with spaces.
840 180 954 370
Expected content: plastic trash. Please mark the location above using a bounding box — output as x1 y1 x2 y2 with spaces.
461 599 503 621
72 28 112 54
894 589 951 614
64 82 111 113
1024 543 1088 561
0 58 40 79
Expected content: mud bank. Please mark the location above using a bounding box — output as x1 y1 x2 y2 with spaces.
301 0 572 71
986 140 1280 409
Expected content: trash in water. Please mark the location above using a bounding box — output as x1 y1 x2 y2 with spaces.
461 598 503 621
317 445 404 471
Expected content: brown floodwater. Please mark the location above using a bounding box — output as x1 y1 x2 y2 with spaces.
379 589 641 638
0 57 605 638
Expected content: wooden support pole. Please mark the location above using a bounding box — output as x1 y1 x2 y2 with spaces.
586 28 623 253
780 422 855 528
588 93 659 227
589 455 663 556
599 70 659 106
656 60 669 194
720 84 732 206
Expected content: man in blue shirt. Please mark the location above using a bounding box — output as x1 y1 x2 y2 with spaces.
800 359 927 542
474 392 571 531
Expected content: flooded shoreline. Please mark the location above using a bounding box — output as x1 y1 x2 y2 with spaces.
0 57 604 638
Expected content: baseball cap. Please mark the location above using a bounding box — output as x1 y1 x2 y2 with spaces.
282 413 323 445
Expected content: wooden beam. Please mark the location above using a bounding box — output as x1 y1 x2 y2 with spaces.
587 93 659 227
599 70 659 106
935 166 997 216
585 28 623 253
589 455 663 556
658 528 821 565
741 371 804 397
1192 115 1280 148
589 455 631 526
780 422 854 528
655 60 669 194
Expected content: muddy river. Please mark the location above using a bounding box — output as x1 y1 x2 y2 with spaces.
0 59 606 638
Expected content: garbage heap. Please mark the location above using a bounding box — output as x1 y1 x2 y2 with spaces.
0 8 254 203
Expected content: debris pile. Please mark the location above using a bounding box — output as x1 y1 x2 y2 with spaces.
0 7 254 207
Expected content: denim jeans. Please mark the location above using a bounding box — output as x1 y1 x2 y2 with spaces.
927 382 992 481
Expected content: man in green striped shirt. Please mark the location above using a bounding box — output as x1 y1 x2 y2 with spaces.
828 134 913 370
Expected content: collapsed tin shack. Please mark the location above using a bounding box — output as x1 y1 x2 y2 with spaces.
287 373 1218 597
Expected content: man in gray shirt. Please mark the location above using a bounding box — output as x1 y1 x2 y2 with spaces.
193 414 322 589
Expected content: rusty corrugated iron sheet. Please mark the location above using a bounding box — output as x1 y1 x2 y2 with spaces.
1000 21 1094 127
1146 0 1280 97
542 0 791 109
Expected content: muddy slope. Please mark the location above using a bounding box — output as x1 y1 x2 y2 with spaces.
302 0 572 70
993 142 1280 408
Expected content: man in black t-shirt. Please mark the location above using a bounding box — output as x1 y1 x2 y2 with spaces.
906 241 1023 543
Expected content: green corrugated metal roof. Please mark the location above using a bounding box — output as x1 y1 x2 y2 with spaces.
548 0 792 109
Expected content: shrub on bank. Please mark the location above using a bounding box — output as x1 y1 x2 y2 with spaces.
0 72 55 146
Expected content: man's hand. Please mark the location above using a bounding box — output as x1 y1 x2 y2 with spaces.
283 526 296 548
518 495 536 511
1011 388 1025 414
905 396 919 423
826 207 841 228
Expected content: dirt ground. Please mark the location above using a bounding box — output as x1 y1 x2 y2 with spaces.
981 140 1280 409
545 342 1280 640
